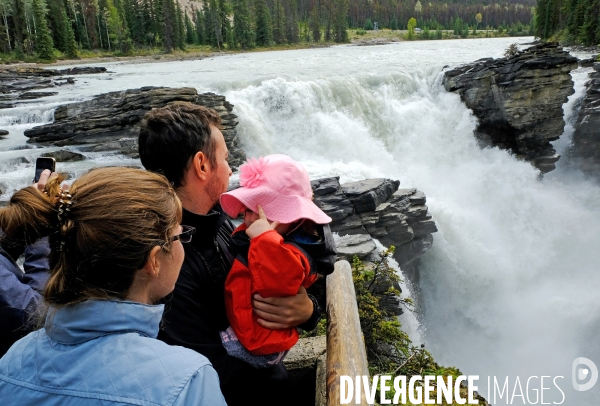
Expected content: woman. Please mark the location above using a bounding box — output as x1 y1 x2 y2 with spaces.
0 167 226 406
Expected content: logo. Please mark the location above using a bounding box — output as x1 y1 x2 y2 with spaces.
572 357 598 392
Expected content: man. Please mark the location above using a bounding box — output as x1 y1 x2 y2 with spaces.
138 102 321 405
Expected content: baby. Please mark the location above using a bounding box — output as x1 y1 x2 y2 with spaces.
219 154 337 367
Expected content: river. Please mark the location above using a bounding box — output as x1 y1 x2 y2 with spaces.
1 37 599 404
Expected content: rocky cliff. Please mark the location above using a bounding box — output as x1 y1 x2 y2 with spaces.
311 177 437 267
572 63 600 179
23 86 246 169
443 42 578 173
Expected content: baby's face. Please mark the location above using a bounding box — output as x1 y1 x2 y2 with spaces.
243 209 260 228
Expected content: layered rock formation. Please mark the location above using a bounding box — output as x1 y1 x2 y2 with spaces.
444 42 578 173
311 177 437 267
24 87 246 168
572 62 600 178
0 66 107 108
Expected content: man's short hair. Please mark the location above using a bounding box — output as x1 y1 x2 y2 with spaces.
138 102 222 188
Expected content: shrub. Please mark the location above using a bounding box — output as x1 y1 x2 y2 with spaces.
351 249 487 404
504 43 519 58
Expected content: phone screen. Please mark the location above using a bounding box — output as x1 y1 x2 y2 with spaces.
34 157 56 183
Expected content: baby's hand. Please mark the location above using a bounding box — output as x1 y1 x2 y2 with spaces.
246 205 279 239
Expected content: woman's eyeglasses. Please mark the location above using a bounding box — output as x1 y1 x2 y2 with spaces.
170 225 195 244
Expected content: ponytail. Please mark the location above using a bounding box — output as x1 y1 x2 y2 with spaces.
2 168 181 308
0 175 64 251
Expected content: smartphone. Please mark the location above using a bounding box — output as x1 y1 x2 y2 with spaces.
33 157 56 183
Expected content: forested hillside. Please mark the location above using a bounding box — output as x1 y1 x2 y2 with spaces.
0 0 535 61
535 0 600 46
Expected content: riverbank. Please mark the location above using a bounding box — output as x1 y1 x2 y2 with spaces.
0 43 339 67
0 29 532 67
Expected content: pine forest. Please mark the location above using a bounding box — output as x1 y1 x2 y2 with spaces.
535 0 600 46
0 0 564 61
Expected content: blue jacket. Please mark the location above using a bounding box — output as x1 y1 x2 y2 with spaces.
0 237 51 356
0 300 227 406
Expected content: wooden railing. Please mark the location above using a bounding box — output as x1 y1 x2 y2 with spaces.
325 260 371 406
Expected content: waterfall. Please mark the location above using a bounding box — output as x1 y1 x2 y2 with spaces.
225 70 600 403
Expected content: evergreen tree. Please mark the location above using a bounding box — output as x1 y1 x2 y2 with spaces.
309 6 320 42
272 0 286 44
333 0 348 43
535 0 557 40
390 16 398 30
63 7 78 58
175 1 185 50
66 0 90 49
149 0 163 46
103 0 132 53
162 0 175 52
185 12 197 44
0 0 13 51
12 0 29 50
138 0 153 46
205 0 222 48
121 0 143 45
32 0 55 59
579 0 599 45
117 0 133 52
254 0 272 46
217 0 229 46
232 0 253 49
47 0 68 52
302 20 309 42
81 0 99 49
566 0 585 40
324 3 332 41
226 20 235 48
195 9 206 44
284 0 299 43
203 0 213 46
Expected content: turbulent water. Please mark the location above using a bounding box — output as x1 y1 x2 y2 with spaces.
2 37 599 404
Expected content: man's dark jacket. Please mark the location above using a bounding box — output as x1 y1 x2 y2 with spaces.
158 207 320 405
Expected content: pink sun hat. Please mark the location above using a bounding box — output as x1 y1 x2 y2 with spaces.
220 154 332 225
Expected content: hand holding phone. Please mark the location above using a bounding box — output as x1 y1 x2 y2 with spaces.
33 157 56 183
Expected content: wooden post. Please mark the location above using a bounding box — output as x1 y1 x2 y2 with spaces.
326 260 371 406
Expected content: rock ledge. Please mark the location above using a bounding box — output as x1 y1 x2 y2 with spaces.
444 42 578 173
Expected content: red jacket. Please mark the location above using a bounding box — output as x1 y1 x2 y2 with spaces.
224 225 318 355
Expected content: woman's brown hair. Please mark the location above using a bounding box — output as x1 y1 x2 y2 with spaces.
0 167 181 306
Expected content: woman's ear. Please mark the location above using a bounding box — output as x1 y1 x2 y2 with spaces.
193 151 208 181
142 246 162 277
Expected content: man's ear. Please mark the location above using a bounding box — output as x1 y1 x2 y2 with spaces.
141 246 162 278
192 151 209 181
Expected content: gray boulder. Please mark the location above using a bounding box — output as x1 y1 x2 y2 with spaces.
41 150 85 162
443 42 578 173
